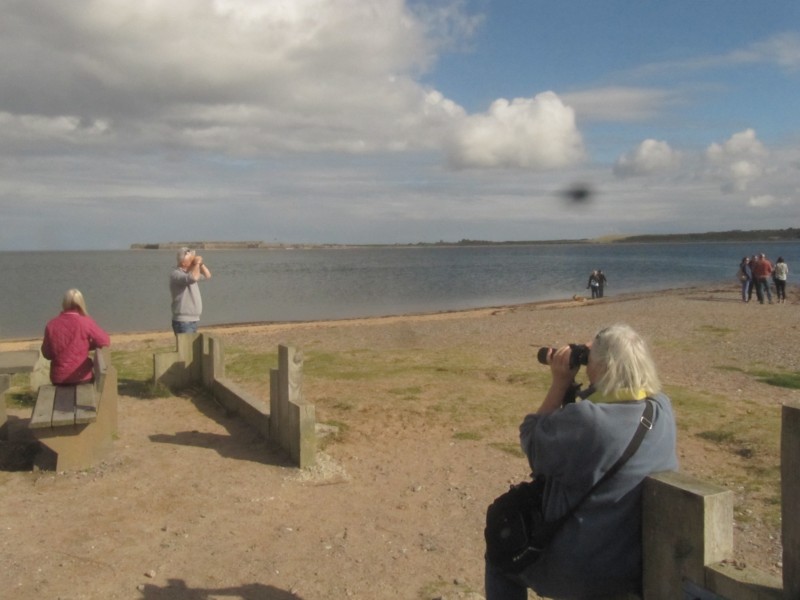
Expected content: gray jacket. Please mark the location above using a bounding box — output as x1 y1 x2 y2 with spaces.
518 393 678 599
170 268 204 322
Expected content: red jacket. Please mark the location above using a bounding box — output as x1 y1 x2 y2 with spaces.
41 310 111 384
751 258 773 279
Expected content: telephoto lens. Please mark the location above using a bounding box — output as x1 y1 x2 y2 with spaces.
537 347 554 365
537 344 589 369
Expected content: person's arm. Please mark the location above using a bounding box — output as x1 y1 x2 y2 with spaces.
87 318 111 350
193 255 211 280
537 345 579 416
41 327 53 360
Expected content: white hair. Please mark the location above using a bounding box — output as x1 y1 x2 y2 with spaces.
591 324 661 396
176 247 195 265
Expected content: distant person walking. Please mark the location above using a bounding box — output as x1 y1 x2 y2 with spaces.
597 270 608 298
773 257 789 304
738 257 752 303
41 289 110 385
170 247 212 334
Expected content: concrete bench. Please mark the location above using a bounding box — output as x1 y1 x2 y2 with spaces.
28 348 118 471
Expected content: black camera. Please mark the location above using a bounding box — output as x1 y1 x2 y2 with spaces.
537 344 590 369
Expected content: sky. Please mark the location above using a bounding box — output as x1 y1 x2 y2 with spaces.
1 0 799 250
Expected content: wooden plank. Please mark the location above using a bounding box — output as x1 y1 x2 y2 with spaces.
51 386 76 427
30 385 57 429
74 384 98 424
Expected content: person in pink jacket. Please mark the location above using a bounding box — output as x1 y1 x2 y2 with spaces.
41 289 111 385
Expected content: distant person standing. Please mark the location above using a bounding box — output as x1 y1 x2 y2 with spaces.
748 254 758 302
752 253 774 304
170 247 212 334
587 270 600 299
41 289 110 385
738 257 752 303
773 257 789 304
597 270 608 298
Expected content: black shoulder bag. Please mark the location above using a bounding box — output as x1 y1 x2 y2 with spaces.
485 399 655 575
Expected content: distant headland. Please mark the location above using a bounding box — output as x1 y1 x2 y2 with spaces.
131 228 800 250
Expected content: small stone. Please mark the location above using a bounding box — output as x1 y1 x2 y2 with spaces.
145 569 156 578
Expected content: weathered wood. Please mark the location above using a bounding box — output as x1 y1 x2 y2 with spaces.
642 471 733 599
74 384 98 424
51 386 76 427
783 401 800 597
30 385 57 428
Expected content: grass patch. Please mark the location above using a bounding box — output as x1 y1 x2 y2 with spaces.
223 349 278 380
712 365 800 389
5 389 36 408
751 369 800 389
696 325 735 335
667 384 782 525
697 430 736 444
112 347 175 398
388 386 422 400
453 431 482 441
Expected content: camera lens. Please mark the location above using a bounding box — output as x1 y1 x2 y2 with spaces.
537 347 552 365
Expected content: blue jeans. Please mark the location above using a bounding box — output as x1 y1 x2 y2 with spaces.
757 278 772 303
172 320 198 334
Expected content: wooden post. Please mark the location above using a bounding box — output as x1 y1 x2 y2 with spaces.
642 471 734 599
782 402 800 597
202 335 225 387
268 346 316 468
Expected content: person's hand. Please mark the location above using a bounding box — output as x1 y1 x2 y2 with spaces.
549 345 579 384
194 255 203 265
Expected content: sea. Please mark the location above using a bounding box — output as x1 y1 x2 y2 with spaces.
2 241 797 340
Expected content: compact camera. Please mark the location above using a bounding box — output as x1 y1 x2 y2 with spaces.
537 344 590 369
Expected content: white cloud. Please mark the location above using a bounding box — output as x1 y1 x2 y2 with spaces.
561 87 679 122
725 32 800 71
444 92 585 170
705 129 768 192
747 194 778 207
613 139 682 178
0 0 474 156
631 32 800 75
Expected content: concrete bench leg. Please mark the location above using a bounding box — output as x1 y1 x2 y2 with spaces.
32 367 118 471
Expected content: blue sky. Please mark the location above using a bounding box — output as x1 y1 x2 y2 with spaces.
0 0 798 250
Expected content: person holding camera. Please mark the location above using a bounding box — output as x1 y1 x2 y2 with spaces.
170 247 212 334
485 324 677 600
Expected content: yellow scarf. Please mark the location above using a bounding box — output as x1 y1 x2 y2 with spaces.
589 388 648 403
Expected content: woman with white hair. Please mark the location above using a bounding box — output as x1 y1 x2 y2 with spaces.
41 289 110 385
485 324 677 600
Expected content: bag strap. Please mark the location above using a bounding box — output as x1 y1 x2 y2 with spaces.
556 398 655 521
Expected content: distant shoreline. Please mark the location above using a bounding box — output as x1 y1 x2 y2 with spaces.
131 228 800 250
0 285 722 349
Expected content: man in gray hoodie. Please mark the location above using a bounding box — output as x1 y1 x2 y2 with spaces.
170 247 212 334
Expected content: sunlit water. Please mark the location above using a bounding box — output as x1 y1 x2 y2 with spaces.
2 241 797 339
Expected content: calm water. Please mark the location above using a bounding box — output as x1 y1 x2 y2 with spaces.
2 242 797 339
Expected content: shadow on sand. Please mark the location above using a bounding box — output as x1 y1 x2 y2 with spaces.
148 387 292 469
139 579 303 600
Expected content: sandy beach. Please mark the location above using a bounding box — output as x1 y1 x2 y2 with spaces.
0 284 797 599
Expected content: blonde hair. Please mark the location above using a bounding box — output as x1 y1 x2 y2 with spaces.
591 324 661 396
62 289 88 316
